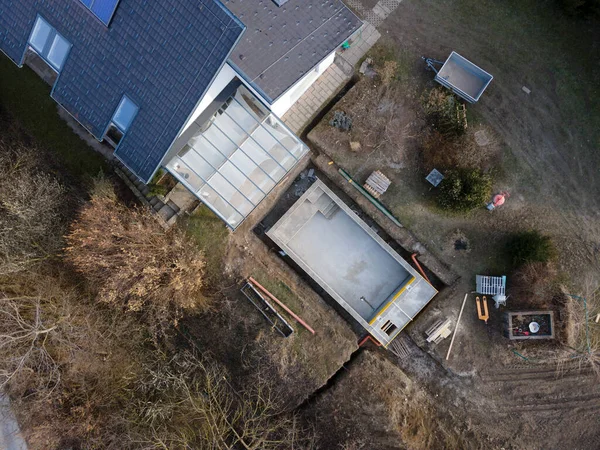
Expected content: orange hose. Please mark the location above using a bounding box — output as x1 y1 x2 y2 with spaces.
248 277 315 334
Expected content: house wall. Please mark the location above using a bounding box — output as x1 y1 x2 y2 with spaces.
177 63 237 137
177 49 337 139
270 50 336 117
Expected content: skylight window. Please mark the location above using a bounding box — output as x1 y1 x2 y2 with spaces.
79 0 121 26
104 96 138 148
28 16 71 72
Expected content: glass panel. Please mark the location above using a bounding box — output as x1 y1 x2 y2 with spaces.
236 86 269 122
214 110 250 148
262 115 302 155
203 123 237 158
229 150 276 192
209 172 254 214
112 96 138 132
179 146 216 181
219 161 266 204
47 34 70 70
190 136 227 170
239 138 287 181
29 17 52 54
91 0 119 24
197 184 244 227
250 126 296 170
167 157 204 192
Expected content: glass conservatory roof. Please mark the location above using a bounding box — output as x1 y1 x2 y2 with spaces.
166 85 308 228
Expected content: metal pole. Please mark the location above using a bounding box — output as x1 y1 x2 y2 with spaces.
446 293 469 361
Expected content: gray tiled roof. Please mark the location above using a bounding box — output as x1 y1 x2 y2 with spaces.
0 0 244 182
224 0 362 102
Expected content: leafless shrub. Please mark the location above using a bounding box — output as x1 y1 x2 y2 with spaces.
0 271 144 449
127 351 314 449
510 262 560 308
421 125 501 172
0 136 66 275
65 175 207 336
422 87 468 136
567 278 600 376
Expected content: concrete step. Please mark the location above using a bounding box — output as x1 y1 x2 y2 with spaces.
157 204 176 222
166 200 180 215
152 201 164 212
139 185 150 196
149 197 160 207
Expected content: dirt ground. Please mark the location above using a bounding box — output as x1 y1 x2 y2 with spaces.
302 0 600 448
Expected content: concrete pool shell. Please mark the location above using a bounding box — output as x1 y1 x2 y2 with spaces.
267 180 437 346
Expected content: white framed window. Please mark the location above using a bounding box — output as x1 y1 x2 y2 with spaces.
104 95 139 147
27 16 71 72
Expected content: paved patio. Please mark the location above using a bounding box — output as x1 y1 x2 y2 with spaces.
282 0 406 134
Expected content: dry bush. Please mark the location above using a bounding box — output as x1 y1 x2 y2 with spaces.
0 271 144 449
422 87 467 136
510 262 560 308
380 60 399 85
0 271 313 449
0 129 66 275
126 351 313 450
421 125 501 172
65 176 207 335
567 279 600 376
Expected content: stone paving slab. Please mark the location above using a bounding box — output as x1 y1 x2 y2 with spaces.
281 0 408 134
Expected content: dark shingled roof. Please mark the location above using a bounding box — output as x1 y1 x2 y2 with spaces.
224 0 361 102
0 0 244 182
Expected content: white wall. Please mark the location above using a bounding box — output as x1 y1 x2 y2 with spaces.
177 49 336 139
270 50 336 117
177 63 237 137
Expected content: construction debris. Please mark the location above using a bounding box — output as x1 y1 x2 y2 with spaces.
349 141 362 152
241 282 294 337
329 111 353 131
476 296 489 324
476 275 507 308
248 277 316 335
363 170 391 198
425 318 453 344
359 57 377 78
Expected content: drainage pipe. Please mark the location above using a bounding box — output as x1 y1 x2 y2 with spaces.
337 168 403 228
248 277 315 335
358 335 382 347
411 253 431 285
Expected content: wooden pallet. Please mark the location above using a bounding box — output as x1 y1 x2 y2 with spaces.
363 170 391 198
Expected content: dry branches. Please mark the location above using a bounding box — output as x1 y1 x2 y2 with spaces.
65 176 207 336
128 351 313 449
0 134 66 275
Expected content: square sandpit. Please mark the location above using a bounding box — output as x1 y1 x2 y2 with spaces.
267 179 437 346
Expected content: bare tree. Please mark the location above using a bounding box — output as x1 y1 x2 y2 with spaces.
0 133 66 275
128 351 314 449
65 176 207 336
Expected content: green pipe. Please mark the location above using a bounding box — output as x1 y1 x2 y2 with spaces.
338 168 403 228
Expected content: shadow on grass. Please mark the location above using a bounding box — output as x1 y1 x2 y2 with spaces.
0 56 106 180
181 205 231 286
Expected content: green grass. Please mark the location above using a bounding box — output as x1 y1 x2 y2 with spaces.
181 205 230 284
0 56 106 179
251 268 310 336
